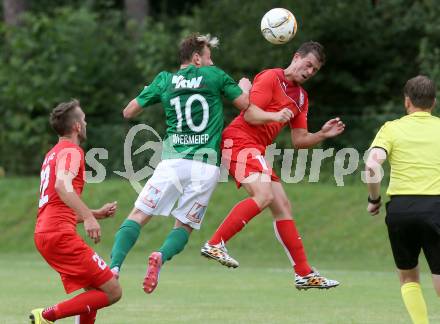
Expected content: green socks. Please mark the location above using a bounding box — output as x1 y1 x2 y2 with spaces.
158 227 190 264
110 219 141 269
110 222 189 269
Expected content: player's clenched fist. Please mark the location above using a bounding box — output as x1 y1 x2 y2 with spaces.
272 108 294 123
238 77 252 93
367 201 382 216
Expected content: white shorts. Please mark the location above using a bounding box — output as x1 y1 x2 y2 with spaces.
135 159 220 230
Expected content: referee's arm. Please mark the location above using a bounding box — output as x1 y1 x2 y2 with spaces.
365 147 387 215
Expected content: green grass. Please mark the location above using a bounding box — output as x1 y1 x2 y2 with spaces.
0 177 390 266
0 177 439 323
2 253 439 323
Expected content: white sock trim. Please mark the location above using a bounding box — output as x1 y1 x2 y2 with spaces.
273 221 296 267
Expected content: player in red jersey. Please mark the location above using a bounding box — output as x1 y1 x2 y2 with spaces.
201 41 345 290
30 99 122 324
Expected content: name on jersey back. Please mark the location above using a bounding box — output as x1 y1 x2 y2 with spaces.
172 133 209 145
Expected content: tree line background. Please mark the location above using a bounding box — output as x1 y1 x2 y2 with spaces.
1 0 439 176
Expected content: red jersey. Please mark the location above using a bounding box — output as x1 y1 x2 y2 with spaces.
223 68 309 151
35 140 85 233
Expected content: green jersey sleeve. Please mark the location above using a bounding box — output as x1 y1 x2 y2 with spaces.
219 70 243 102
136 72 165 108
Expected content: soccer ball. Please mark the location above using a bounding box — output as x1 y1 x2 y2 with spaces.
260 8 297 45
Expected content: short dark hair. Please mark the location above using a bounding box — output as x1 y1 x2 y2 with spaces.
404 76 436 109
178 33 219 64
296 41 326 65
49 99 81 136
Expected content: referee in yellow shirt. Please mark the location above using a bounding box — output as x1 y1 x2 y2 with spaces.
365 75 440 324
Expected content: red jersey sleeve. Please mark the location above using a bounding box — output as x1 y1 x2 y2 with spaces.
289 93 308 130
250 70 276 108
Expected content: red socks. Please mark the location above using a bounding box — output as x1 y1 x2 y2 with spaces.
43 290 109 321
207 198 312 277
209 198 261 245
274 219 312 276
41 306 56 321
79 310 98 324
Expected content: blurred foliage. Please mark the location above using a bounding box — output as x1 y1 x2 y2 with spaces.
0 0 439 175
0 6 175 174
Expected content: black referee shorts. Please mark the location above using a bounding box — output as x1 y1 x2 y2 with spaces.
386 195 440 274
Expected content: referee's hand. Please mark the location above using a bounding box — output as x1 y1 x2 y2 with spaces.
367 202 381 216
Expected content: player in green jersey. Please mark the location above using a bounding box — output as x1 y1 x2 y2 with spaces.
109 33 252 294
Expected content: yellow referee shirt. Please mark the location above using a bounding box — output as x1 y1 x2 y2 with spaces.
370 111 440 195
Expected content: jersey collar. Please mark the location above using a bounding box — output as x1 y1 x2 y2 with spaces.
409 111 432 117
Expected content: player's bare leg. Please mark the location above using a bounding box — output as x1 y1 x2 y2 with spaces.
144 220 191 294
110 208 153 277
99 278 122 304
201 173 272 268
127 208 153 227
269 181 339 290
432 273 440 297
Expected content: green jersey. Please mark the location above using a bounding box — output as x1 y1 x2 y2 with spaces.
136 65 242 165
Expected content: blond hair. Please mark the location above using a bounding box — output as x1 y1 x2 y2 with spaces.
179 33 219 64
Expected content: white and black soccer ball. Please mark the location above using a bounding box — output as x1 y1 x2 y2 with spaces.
260 8 297 45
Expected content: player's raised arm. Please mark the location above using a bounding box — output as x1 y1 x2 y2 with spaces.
231 93 249 111
290 117 345 149
244 104 293 124
231 77 251 111
125 73 163 119
242 69 292 124
122 99 143 119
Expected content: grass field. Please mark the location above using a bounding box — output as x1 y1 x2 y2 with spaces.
2 253 440 324
1 178 439 323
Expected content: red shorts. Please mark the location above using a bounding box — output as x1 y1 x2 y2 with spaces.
34 232 113 294
221 142 280 188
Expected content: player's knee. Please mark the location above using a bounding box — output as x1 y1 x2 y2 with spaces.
255 191 274 209
128 208 151 226
102 278 123 304
107 283 122 304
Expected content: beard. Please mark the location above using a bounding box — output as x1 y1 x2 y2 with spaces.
78 128 87 142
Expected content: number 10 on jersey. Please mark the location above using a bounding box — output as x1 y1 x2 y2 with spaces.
170 94 209 133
